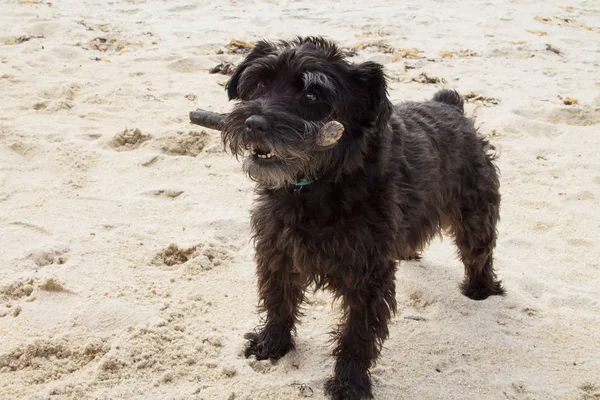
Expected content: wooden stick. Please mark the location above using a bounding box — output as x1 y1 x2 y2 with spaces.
189 109 226 130
189 109 344 150
315 121 344 149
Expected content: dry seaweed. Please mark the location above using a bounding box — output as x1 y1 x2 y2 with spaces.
353 41 422 60
412 73 444 84
354 30 391 38
77 20 94 31
87 36 143 54
4 35 45 45
225 39 254 54
439 49 476 58
209 62 235 75
560 6 600 13
392 48 421 61
463 92 500 106
545 44 561 55
562 97 578 105
342 47 358 57
534 15 593 31
353 40 396 54
526 29 548 36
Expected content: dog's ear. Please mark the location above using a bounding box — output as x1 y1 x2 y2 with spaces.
350 61 392 132
226 40 276 100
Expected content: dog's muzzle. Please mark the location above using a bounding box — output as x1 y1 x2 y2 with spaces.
243 115 279 160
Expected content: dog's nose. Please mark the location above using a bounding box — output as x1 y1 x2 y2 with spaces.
245 115 270 135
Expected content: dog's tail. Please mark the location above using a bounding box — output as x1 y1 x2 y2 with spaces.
431 89 464 113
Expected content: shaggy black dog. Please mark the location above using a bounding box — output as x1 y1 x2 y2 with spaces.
222 37 503 400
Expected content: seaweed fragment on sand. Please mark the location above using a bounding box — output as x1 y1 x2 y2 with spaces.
545 44 561 55
354 30 391 38
225 39 254 54
392 48 421 61
526 29 548 36
439 49 477 58
534 15 593 31
464 92 500 106
412 73 445 84
3 35 45 45
209 62 235 75
353 40 396 54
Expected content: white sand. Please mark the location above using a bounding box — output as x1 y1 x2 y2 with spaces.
1 0 599 399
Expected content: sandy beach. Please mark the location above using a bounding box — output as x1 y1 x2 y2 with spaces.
1 0 599 399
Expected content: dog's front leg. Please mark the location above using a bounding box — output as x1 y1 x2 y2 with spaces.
325 261 397 400
244 240 305 361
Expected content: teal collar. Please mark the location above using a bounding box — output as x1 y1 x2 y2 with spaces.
291 174 318 187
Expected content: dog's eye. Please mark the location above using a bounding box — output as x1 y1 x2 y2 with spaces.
304 92 318 102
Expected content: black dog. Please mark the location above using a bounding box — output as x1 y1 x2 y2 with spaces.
222 37 503 400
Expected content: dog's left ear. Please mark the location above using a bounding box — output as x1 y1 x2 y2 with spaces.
351 62 393 132
226 40 276 100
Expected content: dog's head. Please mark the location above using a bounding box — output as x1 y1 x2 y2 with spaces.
222 36 392 189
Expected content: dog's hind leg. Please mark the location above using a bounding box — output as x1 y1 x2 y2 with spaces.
244 242 306 360
451 152 504 300
324 261 397 400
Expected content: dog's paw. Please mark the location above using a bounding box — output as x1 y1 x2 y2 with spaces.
243 326 294 361
461 279 505 300
324 375 373 400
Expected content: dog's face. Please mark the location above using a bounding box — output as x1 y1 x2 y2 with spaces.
222 37 392 189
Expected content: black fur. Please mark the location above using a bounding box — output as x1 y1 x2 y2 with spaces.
222 37 503 400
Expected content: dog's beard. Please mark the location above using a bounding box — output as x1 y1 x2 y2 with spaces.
223 107 322 189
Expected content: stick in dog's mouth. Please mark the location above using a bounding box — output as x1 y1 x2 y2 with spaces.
190 109 344 151
315 121 344 150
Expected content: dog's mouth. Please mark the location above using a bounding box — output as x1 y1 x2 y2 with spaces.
250 145 278 160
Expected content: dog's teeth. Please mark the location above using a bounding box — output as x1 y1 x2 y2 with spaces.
254 151 276 159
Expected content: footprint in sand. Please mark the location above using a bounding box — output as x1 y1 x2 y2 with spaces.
108 128 151 151
24 244 69 267
0 276 67 303
513 105 600 126
565 190 595 201
406 288 437 311
142 189 185 199
167 58 216 73
152 242 235 274
0 277 66 318
158 130 210 157
565 238 594 248
521 307 538 317
0 336 110 380
532 220 555 232
0 278 35 318
152 244 197 267
247 358 275 374
94 321 207 383
86 36 144 55
32 83 81 112
0 278 36 301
